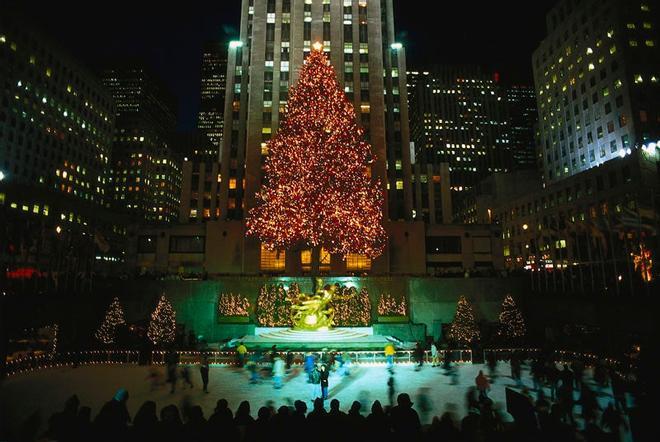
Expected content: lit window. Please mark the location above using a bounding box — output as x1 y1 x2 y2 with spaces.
645 40 655 47
229 178 237 189
260 244 285 271
346 253 371 272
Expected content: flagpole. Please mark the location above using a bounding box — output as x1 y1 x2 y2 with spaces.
623 231 634 295
606 214 620 296
574 227 585 292
585 223 595 292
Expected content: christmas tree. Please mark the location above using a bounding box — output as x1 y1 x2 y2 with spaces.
447 296 480 346
497 295 526 340
94 297 126 344
147 295 176 346
246 44 386 259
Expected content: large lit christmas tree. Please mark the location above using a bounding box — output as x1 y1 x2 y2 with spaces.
497 295 526 340
447 296 480 346
246 44 386 259
147 295 176 346
95 297 126 344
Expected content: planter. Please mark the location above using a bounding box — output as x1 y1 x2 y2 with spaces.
218 316 250 324
377 315 409 324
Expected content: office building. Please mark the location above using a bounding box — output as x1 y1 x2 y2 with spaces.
217 0 413 273
506 85 538 170
533 0 659 184
197 41 227 159
407 67 511 217
0 15 128 280
101 66 182 224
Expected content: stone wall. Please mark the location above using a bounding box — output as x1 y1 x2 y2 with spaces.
102 276 526 343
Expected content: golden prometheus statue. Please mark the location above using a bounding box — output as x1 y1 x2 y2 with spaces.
289 278 355 331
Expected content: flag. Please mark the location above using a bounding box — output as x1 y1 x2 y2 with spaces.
94 231 111 253
614 206 658 236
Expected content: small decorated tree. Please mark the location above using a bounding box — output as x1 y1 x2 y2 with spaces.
95 297 126 344
377 293 407 316
333 286 371 326
147 295 176 346
218 293 251 317
497 295 526 340
447 296 480 346
256 284 293 327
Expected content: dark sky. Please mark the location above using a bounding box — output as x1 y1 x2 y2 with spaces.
9 0 555 131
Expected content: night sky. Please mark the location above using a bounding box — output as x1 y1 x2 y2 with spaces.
8 0 555 131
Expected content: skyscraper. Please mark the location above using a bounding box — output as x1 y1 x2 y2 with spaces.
0 14 128 279
219 0 413 273
407 67 511 217
506 85 538 171
197 41 227 159
533 0 659 184
101 66 182 224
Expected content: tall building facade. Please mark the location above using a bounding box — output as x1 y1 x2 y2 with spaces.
506 85 538 171
0 15 128 285
197 41 227 159
219 0 413 273
102 67 182 224
407 68 511 218
533 0 659 184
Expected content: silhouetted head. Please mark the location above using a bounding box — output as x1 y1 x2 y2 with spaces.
371 400 384 414
64 395 80 414
313 398 325 412
257 407 270 420
294 400 307 414
136 401 157 420
215 399 228 411
397 393 413 408
78 406 91 423
330 399 340 411
350 401 361 414
237 401 250 416
160 405 182 424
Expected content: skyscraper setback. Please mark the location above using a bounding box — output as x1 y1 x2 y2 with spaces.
197 41 227 160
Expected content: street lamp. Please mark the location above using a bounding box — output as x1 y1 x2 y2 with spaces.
0 170 5 181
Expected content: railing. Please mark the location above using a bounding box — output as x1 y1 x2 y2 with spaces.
4 347 630 377
150 349 474 366
5 350 140 376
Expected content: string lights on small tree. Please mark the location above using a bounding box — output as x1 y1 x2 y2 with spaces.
147 295 176 346
95 297 126 344
218 293 251 317
256 284 293 327
245 44 387 259
447 296 480 346
333 285 371 326
377 293 407 316
497 295 526 340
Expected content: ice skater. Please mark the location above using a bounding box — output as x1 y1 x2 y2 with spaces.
199 353 210 393
181 365 194 389
319 364 330 400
